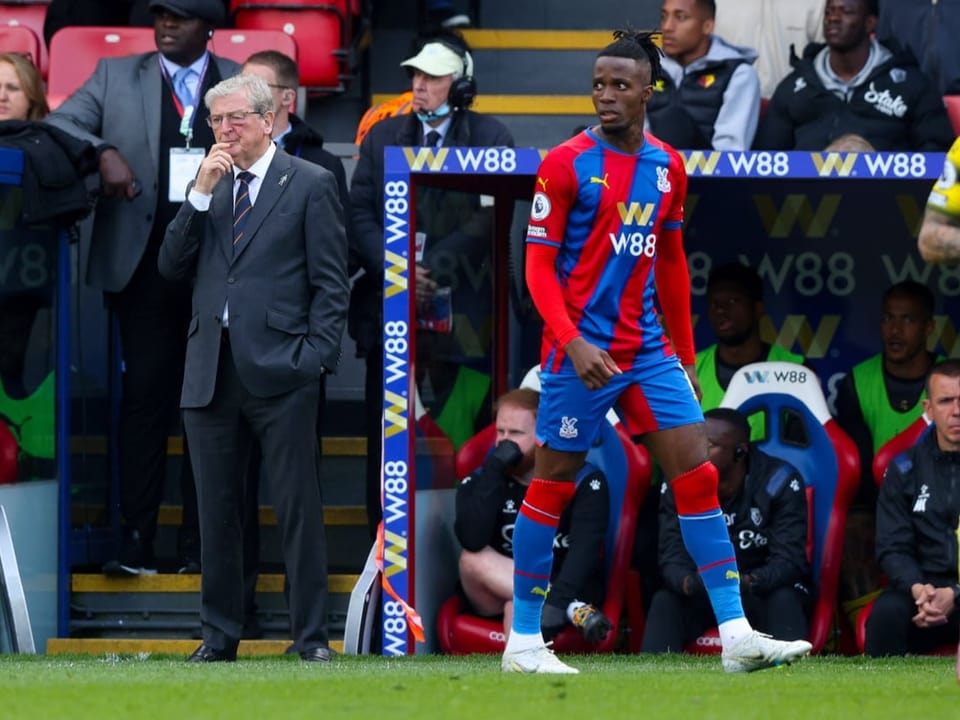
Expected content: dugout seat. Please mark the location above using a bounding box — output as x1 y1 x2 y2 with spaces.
436 370 651 654
682 362 859 656
46 26 154 109
230 0 353 91
945 96 960 136
853 415 955 655
0 1 48 78
0 24 40 68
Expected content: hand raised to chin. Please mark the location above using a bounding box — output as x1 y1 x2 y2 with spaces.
194 142 234 195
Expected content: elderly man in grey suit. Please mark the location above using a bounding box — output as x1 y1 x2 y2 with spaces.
45 0 239 576
159 73 349 663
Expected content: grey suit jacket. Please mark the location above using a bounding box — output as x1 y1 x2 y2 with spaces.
45 51 241 293
158 149 349 408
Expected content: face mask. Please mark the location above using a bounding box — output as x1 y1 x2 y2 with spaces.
416 103 451 123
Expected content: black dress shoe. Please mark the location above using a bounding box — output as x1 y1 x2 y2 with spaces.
187 644 237 663
299 646 333 663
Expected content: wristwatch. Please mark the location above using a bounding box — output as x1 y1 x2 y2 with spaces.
951 584 960 605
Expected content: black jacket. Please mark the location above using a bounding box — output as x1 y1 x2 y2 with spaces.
754 42 954 151
454 457 608 607
658 448 810 597
0 121 98 228
876 429 960 592
279 113 352 243
348 109 514 356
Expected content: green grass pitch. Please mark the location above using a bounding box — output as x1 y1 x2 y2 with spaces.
1 653 956 720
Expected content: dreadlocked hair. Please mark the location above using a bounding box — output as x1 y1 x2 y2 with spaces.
599 29 664 84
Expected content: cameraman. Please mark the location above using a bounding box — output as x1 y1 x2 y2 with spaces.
454 388 612 643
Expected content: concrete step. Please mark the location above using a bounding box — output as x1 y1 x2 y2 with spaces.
46 638 345 656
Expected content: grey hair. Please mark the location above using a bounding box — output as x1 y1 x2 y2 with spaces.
204 73 275 115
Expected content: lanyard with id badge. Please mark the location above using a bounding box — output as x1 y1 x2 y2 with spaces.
163 56 208 202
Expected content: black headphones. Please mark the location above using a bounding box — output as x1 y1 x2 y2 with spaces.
431 38 476 111
733 445 747 461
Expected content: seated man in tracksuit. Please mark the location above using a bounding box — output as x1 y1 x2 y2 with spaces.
866 359 960 657
642 408 811 652
454 388 612 643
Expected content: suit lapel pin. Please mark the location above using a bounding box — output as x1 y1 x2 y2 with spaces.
279 174 288 187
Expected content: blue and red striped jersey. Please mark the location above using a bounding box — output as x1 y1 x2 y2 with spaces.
526 128 689 371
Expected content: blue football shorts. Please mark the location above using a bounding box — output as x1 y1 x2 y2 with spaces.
536 353 703 452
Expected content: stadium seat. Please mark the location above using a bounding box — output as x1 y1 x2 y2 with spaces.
853 415 955 655
870 413 931 488
46 26 154 109
0 1 48 78
209 28 298 66
682 362 859 656
437 410 651 655
945 96 960 136
0 24 39 67
231 0 351 91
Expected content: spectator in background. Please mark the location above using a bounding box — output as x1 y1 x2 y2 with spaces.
866 359 960 657
0 52 53 482
714 0 824 98
834 281 936 623
45 0 239 576
877 0 960 97
647 0 761 150
920 137 960 264
350 32 513 535
695 263 803 424
0 53 48 121
454 389 612 644
835 281 936 506
754 0 954 151
642 408 810 653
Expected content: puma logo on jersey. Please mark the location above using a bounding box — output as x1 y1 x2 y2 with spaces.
531 586 549 598
589 173 609 189
537 177 549 191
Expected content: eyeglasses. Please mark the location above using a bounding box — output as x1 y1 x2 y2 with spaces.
206 111 263 128
267 84 294 91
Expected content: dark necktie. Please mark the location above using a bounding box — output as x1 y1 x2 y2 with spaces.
233 171 254 246
424 130 441 147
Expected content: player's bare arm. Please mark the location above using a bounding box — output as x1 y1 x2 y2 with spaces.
920 138 960 263
918 209 960 264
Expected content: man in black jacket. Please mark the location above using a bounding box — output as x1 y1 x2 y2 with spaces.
866 359 960 657
350 32 514 534
754 0 952 152
454 389 612 642
642 408 810 652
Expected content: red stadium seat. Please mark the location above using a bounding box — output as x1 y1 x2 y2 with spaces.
681 362 860 656
437 417 652 655
0 0 48 78
871 414 930 488
945 96 960 136
0 24 40 68
46 26 154 109
231 1 351 91
854 415 954 655
209 28 298 66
